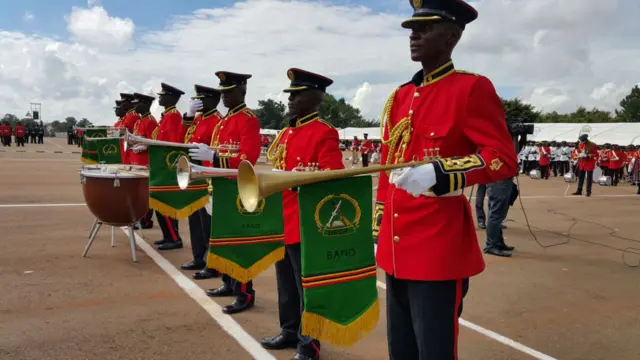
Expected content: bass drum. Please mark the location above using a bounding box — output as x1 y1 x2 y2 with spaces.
592 167 602 183
529 169 541 179
563 172 577 183
598 175 611 186
80 165 149 226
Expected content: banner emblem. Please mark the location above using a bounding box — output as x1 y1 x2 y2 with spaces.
165 150 188 168
102 144 118 155
236 195 266 216
314 194 361 237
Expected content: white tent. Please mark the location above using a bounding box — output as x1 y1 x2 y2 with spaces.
528 123 640 145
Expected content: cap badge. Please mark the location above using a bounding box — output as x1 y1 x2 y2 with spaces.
218 73 226 81
412 0 422 9
287 70 295 81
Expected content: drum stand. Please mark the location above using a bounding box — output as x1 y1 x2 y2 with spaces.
82 218 144 262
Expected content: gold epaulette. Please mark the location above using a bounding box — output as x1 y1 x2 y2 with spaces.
151 127 159 140
380 88 399 142
242 108 256 117
456 70 479 76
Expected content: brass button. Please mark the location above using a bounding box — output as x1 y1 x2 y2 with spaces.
408 110 414 116
394 213 399 218
414 92 419 98
289 130 293 134
393 236 400 243
430 132 435 136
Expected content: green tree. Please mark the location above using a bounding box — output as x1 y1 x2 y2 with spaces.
254 99 287 129
65 116 77 128
320 93 370 128
538 111 569 123
615 85 640 122
77 118 92 127
501 98 540 123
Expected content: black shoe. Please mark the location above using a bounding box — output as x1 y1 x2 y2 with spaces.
206 284 234 297
292 353 319 360
501 244 515 251
571 191 582 196
154 239 168 246
586 193 591 197
157 241 183 250
222 297 255 314
483 247 512 257
260 334 298 350
501 224 507 229
180 261 205 271
478 223 486 230
193 268 220 280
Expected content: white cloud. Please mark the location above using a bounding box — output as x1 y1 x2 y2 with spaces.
0 0 639 125
23 11 34 22
66 5 134 48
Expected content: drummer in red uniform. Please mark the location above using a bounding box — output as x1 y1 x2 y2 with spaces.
572 134 598 196
152 83 187 251
360 133 373 168
374 1 517 358
260 68 344 360
189 71 262 315
180 84 225 280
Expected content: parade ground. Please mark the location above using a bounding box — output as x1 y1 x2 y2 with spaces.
1 137 639 360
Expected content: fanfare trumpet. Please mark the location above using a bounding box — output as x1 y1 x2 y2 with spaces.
175 156 239 190
122 131 209 152
236 159 431 212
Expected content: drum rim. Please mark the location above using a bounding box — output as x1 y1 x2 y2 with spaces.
80 169 148 178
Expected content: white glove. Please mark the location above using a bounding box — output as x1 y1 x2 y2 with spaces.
272 169 284 172
188 143 215 162
391 163 437 198
131 145 147 153
579 153 588 159
205 195 212 216
187 99 203 117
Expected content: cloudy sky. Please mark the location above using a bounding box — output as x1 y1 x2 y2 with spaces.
1 0 639 125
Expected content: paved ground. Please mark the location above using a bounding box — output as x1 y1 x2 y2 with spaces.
1 137 639 360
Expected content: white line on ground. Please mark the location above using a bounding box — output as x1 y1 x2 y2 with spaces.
0 158 79 162
122 228 277 360
373 245 557 360
0 203 86 208
45 139 64 148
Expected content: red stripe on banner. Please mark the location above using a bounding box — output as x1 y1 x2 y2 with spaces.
301 270 377 289
209 234 284 242
209 237 284 247
302 265 377 284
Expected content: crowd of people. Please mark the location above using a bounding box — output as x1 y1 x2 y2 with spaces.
0 121 46 147
519 140 640 188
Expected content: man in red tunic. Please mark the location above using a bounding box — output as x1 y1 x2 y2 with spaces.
360 133 373 167
260 68 343 360
153 83 187 251
374 1 517 358
538 141 551 179
180 84 225 281
572 134 598 197
189 71 261 315
607 144 625 186
15 121 26 147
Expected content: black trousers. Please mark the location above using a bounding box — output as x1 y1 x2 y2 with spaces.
38 135 43 144
188 208 210 263
558 161 569 175
362 153 369 168
16 137 25 147
67 136 73 145
386 274 469 360
156 211 181 242
276 244 319 357
606 168 621 186
550 161 557 176
221 274 255 301
576 170 593 194
540 165 550 179
3 136 10 146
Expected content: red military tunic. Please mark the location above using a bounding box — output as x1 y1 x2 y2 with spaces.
113 117 127 164
597 149 609 168
121 109 140 134
15 125 25 138
577 141 598 171
361 139 373 155
269 112 344 245
156 106 187 143
128 112 158 167
212 103 261 169
375 62 517 281
184 109 224 167
538 146 550 166
608 149 624 170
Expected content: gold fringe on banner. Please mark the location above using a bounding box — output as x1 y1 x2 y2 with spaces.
301 298 379 347
206 246 285 283
148 194 210 220
80 157 98 164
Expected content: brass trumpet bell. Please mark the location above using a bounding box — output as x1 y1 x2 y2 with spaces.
237 159 430 212
176 156 238 190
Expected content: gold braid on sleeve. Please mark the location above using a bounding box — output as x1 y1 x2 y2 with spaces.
380 88 412 167
209 121 223 148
